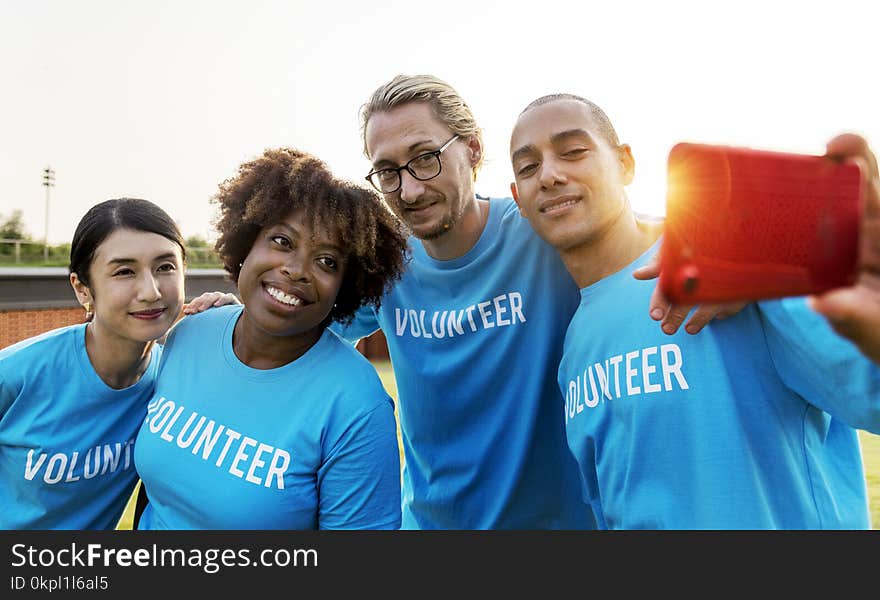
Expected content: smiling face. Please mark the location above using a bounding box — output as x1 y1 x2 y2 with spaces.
509 99 634 252
365 101 479 241
72 228 185 344
236 208 346 343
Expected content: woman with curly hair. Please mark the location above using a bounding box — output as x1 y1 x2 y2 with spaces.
134 148 408 529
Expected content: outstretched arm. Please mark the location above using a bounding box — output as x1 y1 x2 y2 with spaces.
809 133 880 364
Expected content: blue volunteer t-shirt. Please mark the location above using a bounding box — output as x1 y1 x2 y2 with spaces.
135 305 401 530
335 197 594 529
560 239 880 529
0 324 157 530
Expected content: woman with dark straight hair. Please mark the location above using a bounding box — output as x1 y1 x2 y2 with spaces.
0 198 188 529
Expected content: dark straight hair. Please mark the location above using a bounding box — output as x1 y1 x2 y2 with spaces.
69 198 186 286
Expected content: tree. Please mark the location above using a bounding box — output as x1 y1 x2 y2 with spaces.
185 234 208 248
0 210 31 240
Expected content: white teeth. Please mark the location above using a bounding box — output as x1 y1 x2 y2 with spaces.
542 198 578 213
266 286 303 306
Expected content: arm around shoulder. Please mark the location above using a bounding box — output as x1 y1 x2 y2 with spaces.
329 303 382 345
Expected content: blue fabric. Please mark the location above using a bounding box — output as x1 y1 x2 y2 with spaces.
0 324 157 529
135 305 401 530
335 198 594 529
560 238 880 529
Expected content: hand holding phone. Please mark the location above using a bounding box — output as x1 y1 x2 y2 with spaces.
659 142 862 304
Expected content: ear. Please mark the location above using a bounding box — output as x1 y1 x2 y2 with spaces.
466 135 482 168
510 182 524 215
69 272 93 307
618 143 635 186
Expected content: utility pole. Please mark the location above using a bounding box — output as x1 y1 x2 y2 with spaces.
42 166 55 261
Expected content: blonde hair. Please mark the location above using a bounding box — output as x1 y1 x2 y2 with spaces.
360 74 484 179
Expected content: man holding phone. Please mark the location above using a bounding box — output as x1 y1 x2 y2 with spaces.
509 93 880 528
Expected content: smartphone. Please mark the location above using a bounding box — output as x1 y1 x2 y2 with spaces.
659 142 862 304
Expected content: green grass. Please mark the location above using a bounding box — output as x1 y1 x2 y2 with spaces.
860 430 880 528
117 360 880 529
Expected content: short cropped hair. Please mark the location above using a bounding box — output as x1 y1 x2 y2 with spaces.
212 147 409 325
361 74 484 179
520 93 621 147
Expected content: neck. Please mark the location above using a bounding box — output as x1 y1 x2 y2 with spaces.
559 204 662 289
232 310 323 370
84 321 154 390
421 194 489 261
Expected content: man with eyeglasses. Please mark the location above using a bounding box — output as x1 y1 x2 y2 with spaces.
331 74 591 529
337 74 727 529
366 134 459 197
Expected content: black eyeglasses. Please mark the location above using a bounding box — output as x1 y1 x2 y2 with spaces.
365 135 460 194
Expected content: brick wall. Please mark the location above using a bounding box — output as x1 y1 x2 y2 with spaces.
0 307 85 349
0 306 391 361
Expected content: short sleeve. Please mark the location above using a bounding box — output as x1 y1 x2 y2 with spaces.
316 400 401 530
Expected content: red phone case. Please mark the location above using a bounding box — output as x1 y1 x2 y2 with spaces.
659 142 862 304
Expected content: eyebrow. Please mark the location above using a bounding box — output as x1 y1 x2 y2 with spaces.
314 242 344 255
511 143 538 165
372 138 439 168
106 252 179 266
511 128 595 164
551 128 595 144
269 222 344 253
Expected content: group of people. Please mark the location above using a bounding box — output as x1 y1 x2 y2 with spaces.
1 73 878 530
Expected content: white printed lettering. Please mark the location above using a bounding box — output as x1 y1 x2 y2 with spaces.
24 450 47 481
564 343 690 419
247 443 274 485
431 311 447 338
214 428 241 467
626 351 641 396
661 344 689 391
509 292 526 323
395 308 408 336
642 347 661 393
176 414 205 449
408 309 421 337
64 451 81 482
160 405 185 442
493 294 510 326
44 454 66 484
266 449 290 489
193 420 226 459
229 436 258 478
150 400 176 433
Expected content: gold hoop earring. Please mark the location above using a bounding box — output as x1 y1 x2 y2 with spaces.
83 302 93 317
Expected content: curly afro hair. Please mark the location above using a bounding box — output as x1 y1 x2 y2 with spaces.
212 147 409 325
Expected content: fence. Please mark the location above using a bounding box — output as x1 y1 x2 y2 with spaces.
0 239 221 266
0 238 68 264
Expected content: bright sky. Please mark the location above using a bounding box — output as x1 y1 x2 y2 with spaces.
1 0 877 244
